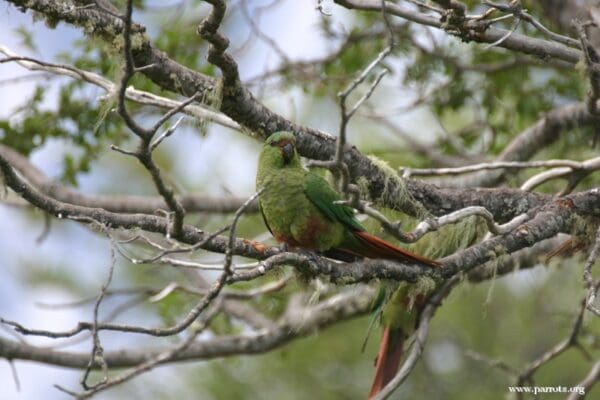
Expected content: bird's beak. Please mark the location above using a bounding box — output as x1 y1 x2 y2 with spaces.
282 142 294 164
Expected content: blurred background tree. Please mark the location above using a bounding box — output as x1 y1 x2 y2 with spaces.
1 0 600 399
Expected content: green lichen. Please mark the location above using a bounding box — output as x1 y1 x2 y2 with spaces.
112 35 125 52
367 155 428 220
407 276 437 307
92 95 116 136
368 155 404 200
411 215 487 259
130 32 149 51
479 245 510 307
104 24 117 38
189 78 224 137
358 157 487 260
356 176 370 200
494 244 508 257
204 78 223 110
110 32 147 53
568 214 600 249
483 262 498 307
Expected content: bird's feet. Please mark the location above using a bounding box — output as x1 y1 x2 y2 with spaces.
242 238 270 255
296 249 325 267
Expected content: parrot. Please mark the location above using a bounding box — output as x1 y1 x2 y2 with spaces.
255 131 441 398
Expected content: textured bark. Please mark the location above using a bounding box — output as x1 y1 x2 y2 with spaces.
4 0 595 221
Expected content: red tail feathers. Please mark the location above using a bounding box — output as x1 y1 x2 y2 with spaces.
353 230 441 268
545 238 586 263
368 326 405 399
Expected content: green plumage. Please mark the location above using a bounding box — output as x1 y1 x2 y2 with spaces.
256 132 362 252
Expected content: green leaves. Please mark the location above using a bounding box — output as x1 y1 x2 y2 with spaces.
0 79 125 184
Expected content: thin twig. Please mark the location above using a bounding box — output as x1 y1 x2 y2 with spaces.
56 301 222 399
111 0 189 238
520 156 600 193
308 1 394 194
482 1 579 48
566 360 600 400
0 45 239 130
7 359 20 392
583 226 600 317
516 299 587 389
402 159 586 178
78 218 117 390
0 192 262 339
576 20 600 146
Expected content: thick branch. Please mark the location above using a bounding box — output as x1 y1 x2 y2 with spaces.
0 144 257 214
3 0 558 221
0 152 268 260
3 148 600 286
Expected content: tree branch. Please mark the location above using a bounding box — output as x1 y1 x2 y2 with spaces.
0 287 375 369
3 0 557 221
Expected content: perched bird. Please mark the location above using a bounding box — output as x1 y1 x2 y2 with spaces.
256 131 441 398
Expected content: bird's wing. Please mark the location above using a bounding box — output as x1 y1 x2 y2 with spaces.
258 200 274 236
303 172 364 231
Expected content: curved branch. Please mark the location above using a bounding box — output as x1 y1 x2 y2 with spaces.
0 46 240 130
0 144 257 214
567 360 600 400
0 151 268 260
0 286 375 369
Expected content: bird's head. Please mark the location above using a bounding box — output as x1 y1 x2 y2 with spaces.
262 131 299 166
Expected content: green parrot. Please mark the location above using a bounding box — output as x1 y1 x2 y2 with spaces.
256 131 441 398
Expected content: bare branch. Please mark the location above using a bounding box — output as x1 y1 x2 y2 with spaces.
566 360 600 400
438 103 597 188
520 156 600 192
309 42 392 194
0 287 375 369
197 0 241 87
0 46 239 130
341 201 528 244
80 220 117 390
114 0 187 238
516 300 587 388
402 159 587 178
0 149 270 263
575 20 600 148
60 301 222 399
482 0 580 48
0 144 256 214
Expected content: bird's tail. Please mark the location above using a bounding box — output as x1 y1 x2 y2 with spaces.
354 230 441 268
368 326 405 399
545 238 586 263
